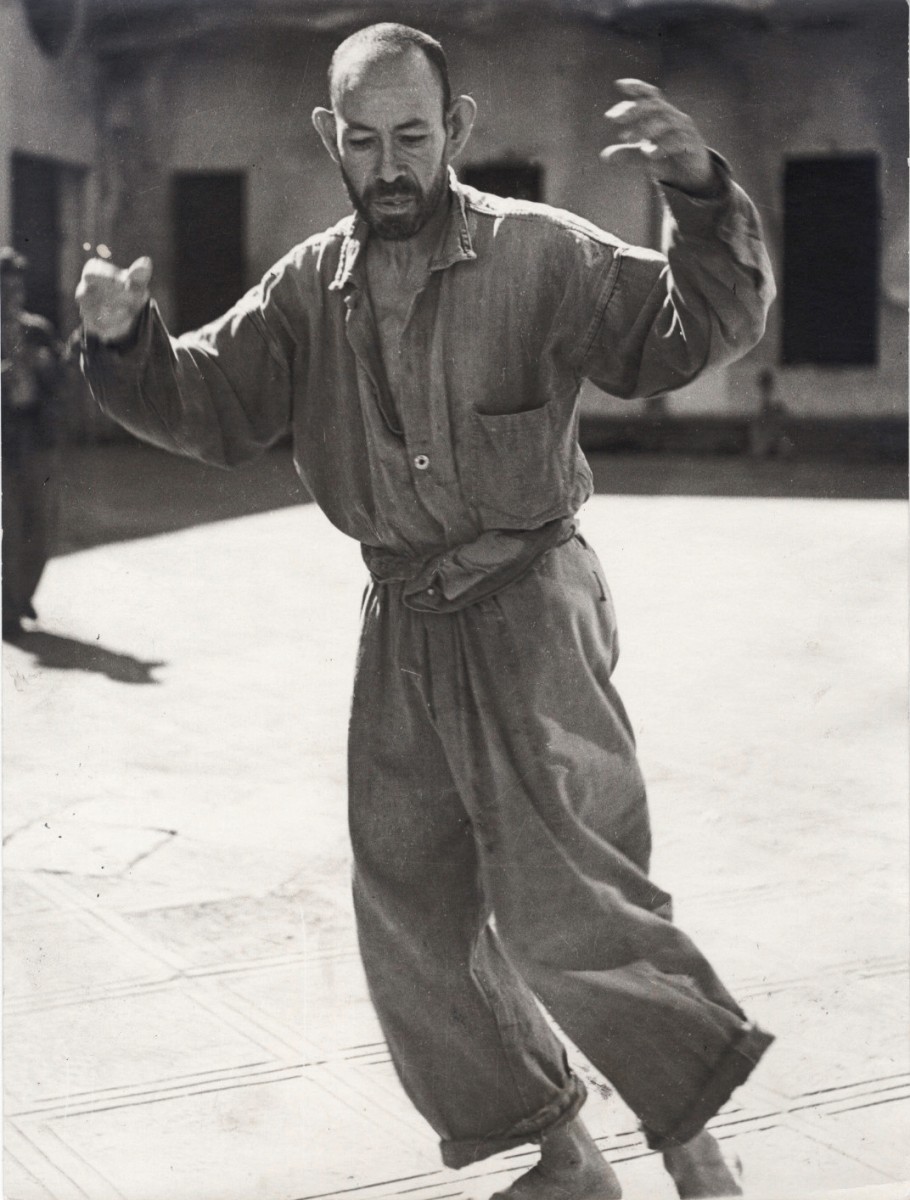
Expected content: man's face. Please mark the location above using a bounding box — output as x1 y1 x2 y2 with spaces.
330 49 450 240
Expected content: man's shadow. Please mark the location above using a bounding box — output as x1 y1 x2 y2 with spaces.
4 628 165 684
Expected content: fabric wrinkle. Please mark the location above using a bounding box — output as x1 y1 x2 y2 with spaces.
81 154 777 1168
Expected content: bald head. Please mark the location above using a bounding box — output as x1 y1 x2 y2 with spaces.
313 24 475 240
328 23 451 115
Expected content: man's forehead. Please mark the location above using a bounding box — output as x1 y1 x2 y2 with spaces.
332 46 444 117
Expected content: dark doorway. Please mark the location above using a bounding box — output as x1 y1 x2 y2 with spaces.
462 162 544 202
11 153 62 328
781 155 880 366
21 0 81 56
172 172 246 333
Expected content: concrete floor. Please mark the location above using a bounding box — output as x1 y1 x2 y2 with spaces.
3 451 908 1200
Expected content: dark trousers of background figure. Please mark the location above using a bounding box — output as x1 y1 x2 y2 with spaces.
348 533 773 1169
2 430 59 629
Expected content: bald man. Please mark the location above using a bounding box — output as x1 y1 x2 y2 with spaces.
78 23 775 1199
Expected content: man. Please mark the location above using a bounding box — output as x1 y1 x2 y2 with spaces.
2 248 65 639
77 24 775 1199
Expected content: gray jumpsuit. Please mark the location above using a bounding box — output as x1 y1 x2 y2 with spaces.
83 159 776 1166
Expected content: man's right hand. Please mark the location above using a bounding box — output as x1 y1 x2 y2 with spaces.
76 256 153 343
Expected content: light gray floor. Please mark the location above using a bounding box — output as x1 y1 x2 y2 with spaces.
4 488 908 1200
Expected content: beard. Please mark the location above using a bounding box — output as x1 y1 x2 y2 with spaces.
340 162 448 241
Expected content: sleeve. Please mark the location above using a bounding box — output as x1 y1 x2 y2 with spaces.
579 153 776 399
27 316 66 389
31 320 68 447
80 259 300 468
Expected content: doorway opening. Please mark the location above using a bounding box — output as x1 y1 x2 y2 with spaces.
462 162 544 203
172 172 246 333
11 152 86 333
781 155 880 366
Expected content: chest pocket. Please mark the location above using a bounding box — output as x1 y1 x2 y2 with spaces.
465 399 570 526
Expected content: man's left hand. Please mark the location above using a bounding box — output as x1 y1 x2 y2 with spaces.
602 80 715 195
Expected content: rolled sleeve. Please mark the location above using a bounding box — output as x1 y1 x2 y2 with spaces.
81 268 296 469
581 151 776 400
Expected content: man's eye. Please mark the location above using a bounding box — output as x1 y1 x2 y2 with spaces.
348 137 374 149
400 135 427 146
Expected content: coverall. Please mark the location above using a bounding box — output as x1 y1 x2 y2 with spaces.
83 155 776 1166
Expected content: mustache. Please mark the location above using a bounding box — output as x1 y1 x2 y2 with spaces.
367 177 421 201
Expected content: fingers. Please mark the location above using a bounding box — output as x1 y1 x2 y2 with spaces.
615 78 662 99
600 141 657 163
76 256 152 299
75 257 121 300
601 80 710 189
605 90 682 141
126 256 153 292
601 106 680 167
602 129 694 167
608 110 678 142
76 254 152 341
605 99 637 121
76 256 153 291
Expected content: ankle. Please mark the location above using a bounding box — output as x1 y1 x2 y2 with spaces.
539 1117 600 1169
662 1130 742 1199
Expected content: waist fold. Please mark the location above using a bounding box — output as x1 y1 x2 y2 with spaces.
362 518 576 613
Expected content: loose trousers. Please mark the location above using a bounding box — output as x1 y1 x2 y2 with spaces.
2 444 58 628
348 534 772 1168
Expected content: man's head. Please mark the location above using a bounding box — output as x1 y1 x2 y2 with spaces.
0 248 28 317
313 24 476 240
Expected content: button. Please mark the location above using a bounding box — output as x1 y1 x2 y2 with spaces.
426 587 436 596
413 454 430 470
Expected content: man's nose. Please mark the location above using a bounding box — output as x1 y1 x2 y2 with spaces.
376 139 402 182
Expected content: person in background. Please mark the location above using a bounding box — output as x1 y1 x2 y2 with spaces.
748 367 793 460
2 248 65 639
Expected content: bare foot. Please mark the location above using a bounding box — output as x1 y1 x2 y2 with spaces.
491 1117 622 1199
662 1129 742 1198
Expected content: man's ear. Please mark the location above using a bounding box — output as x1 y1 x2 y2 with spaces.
445 95 477 162
312 107 340 163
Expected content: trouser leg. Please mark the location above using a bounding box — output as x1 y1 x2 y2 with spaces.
2 463 27 626
2 447 56 624
348 584 585 1169
429 536 773 1150
18 448 57 610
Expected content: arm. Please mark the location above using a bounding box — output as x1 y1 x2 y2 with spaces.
580 82 775 399
28 316 68 447
78 257 296 468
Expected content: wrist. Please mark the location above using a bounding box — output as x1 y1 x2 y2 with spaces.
658 151 720 198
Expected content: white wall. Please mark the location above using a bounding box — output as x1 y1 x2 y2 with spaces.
666 10 908 418
0 0 99 328
5 1 903 420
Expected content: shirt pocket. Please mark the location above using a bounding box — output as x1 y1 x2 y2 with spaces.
465 400 568 526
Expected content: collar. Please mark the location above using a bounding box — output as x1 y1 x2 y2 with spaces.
329 167 477 292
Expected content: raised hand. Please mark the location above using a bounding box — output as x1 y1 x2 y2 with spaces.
76 256 153 343
602 80 715 195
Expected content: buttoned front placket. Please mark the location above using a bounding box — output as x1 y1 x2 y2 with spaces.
332 231 403 438
392 270 468 547
395 183 479 550
332 182 480 560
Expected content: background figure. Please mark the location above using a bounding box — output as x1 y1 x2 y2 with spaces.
748 367 793 460
1 247 65 638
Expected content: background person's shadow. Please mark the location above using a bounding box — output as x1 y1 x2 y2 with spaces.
4 628 166 684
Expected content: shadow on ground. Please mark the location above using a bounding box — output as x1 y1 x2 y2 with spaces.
587 453 908 501
52 440 907 560
3 628 166 684
55 441 310 556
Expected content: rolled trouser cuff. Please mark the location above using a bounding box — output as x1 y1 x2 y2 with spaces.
642 1021 775 1150
440 1072 587 1169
